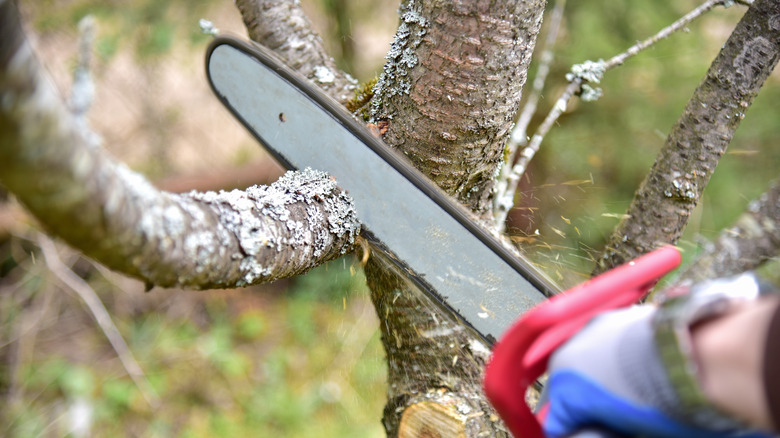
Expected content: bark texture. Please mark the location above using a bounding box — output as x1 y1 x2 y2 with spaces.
364 0 547 435
677 180 780 285
0 2 359 289
364 252 505 437
234 0 357 103
370 0 545 217
595 0 780 273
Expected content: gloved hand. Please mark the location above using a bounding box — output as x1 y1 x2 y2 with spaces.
542 305 771 438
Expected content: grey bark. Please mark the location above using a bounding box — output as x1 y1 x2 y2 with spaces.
595 0 780 273
677 179 780 285
234 0 357 103
363 0 547 435
370 0 544 218
364 252 500 437
0 1 359 290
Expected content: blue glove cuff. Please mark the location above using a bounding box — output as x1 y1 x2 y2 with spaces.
543 371 772 438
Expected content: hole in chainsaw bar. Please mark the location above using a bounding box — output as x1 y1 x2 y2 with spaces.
279 112 286 122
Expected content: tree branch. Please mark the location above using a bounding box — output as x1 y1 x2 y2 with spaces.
0 1 360 290
595 0 780 273
677 180 780 284
233 0 357 103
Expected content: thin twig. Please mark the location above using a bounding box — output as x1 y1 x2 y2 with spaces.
511 77 579 187
603 0 727 70
37 235 161 409
495 0 737 229
493 0 566 229
509 0 567 158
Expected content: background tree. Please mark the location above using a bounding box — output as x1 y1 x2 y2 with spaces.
2 0 780 437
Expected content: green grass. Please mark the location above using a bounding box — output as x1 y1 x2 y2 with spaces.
0 250 386 437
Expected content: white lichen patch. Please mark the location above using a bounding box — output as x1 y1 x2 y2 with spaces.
664 171 698 200
238 257 273 286
567 60 606 102
370 0 428 120
162 204 186 235
198 19 218 36
421 325 464 339
579 84 603 102
183 230 220 270
314 65 336 84
187 168 360 285
467 338 491 359
567 59 606 84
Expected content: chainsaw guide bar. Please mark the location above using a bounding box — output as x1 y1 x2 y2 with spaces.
205 36 559 344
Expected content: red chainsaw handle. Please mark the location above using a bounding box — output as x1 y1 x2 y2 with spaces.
484 246 682 438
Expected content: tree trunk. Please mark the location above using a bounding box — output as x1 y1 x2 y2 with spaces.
365 0 546 435
370 0 544 217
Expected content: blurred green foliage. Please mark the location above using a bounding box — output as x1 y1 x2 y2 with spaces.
31 0 214 60
1 249 385 437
